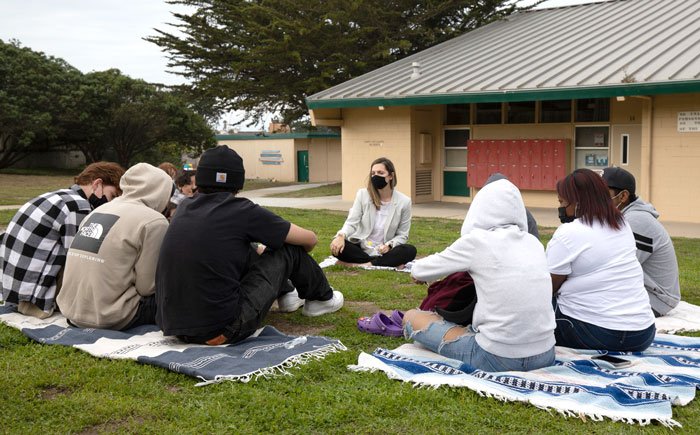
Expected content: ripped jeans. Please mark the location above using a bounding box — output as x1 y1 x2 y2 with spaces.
404 319 555 372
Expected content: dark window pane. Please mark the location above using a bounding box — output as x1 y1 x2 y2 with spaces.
445 104 470 125
575 98 610 122
540 100 572 123
575 126 609 148
444 129 470 147
507 101 535 124
476 103 502 124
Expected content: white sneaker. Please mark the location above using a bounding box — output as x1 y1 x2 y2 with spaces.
302 290 344 317
277 289 305 313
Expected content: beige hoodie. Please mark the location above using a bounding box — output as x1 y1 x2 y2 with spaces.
58 163 173 330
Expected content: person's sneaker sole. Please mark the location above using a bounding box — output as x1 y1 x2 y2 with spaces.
302 290 344 317
277 290 305 313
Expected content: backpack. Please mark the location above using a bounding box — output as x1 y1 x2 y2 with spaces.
419 271 477 326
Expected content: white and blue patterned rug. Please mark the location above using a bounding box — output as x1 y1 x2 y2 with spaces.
349 335 700 427
0 305 346 386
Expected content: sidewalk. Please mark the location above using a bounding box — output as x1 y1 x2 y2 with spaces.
240 184 700 239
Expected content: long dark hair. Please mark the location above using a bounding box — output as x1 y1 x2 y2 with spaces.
366 157 397 209
556 168 624 230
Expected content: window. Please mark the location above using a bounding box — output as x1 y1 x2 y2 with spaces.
575 98 610 122
443 127 470 196
575 126 609 169
540 100 572 123
621 134 629 165
507 101 535 124
445 104 470 125
475 102 502 124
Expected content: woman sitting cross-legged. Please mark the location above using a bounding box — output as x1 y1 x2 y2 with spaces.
547 168 655 352
330 157 416 268
404 178 556 372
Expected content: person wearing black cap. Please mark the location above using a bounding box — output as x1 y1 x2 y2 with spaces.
602 166 680 316
155 145 343 345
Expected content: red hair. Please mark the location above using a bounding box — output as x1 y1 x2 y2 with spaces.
556 168 624 230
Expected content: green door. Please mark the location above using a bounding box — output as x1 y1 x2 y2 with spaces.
297 150 309 182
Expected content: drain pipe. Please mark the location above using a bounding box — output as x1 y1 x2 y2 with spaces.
632 95 653 202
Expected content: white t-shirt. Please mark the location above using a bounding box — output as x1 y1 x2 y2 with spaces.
546 219 654 331
367 201 391 246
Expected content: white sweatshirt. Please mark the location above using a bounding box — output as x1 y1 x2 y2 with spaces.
412 179 556 358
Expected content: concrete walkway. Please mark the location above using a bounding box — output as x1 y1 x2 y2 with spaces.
240 183 700 239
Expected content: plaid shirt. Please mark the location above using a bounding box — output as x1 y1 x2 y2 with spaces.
1 185 91 312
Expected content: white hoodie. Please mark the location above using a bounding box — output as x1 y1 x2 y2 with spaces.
411 179 555 358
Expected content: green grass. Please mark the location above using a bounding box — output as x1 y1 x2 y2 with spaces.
242 179 300 191
0 173 76 206
2 206 700 432
268 182 342 198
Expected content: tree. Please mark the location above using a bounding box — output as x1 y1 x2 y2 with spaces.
0 39 79 168
148 0 541 125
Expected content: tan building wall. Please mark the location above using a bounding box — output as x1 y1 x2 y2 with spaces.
320 93 700 223
219 139 297 181
305 137 342 183
647 93 700 222
340 106 413 200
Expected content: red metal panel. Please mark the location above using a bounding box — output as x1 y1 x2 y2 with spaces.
529 140 543 190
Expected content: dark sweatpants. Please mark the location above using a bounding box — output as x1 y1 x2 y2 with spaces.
335 241 417 267
180 244 333 344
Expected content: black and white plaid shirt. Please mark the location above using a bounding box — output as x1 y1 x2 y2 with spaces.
1 185 91 312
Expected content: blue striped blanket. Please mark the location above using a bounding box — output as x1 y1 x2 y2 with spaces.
349 335 700 427
0 305 345 386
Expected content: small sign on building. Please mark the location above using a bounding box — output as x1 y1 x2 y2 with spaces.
678 111 700 133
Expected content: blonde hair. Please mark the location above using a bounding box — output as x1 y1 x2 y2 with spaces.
366 157 397 209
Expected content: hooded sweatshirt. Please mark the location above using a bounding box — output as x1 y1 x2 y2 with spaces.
622 198 680 315
57 163 172 330
412 179 555 359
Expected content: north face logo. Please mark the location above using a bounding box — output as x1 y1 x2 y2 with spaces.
79 222 103 239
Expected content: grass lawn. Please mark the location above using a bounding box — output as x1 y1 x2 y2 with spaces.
0 173 76 206
267 183 342 198
2 205 700 433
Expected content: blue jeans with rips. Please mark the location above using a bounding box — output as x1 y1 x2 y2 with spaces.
404 319 555 372
553 300 655 352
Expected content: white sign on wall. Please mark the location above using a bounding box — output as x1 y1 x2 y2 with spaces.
678 111 700 133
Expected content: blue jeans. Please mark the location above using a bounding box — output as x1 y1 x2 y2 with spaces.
404 320 555 372
554 303 655 352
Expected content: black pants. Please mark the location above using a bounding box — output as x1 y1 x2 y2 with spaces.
183 244 333 345
334 241 417 267
123 294 157 330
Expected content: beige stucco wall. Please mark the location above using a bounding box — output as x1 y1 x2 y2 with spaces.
305 137 342 183
326 93 700 223
219 139 297 182
647 93 700 222
340 106 413 200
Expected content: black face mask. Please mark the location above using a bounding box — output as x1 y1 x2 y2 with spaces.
88 193 109 210
371 175 388 190
558 206 575 224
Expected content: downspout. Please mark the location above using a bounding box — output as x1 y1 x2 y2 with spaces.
633 95 653 202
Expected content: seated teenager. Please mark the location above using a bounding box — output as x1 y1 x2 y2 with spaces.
155 146 343 345
330 157 416 268
1 162 124 319
602 166 680 317
57 163 173 330
404 178 556 372
547 168 655 352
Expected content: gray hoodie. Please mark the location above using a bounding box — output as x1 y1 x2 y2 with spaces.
58 163 173 329
622 198 680 315
412 179 555 359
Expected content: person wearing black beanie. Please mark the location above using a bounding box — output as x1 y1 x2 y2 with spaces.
155 146 343 345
